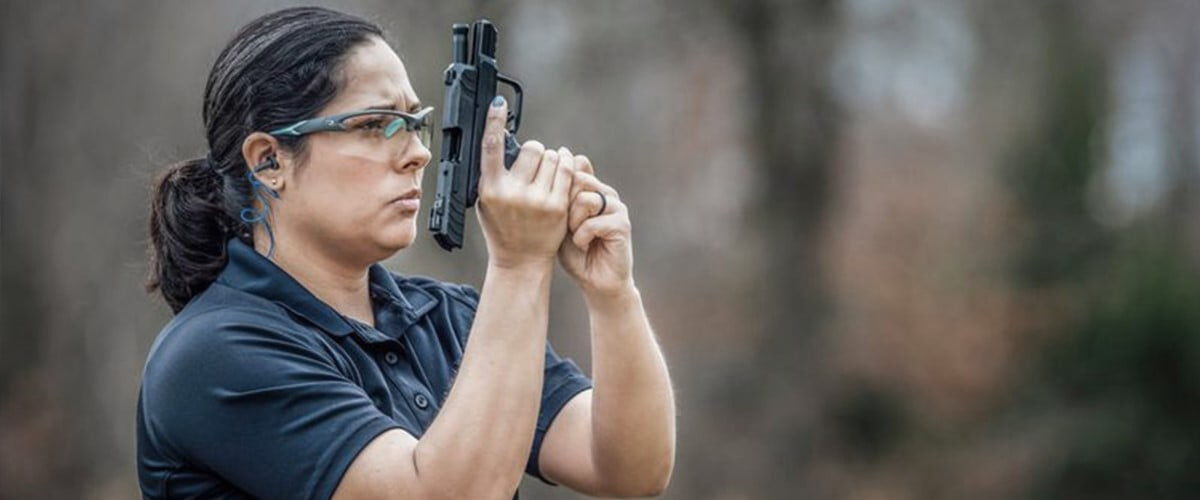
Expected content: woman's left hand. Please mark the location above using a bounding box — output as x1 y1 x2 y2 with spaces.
557 150 634 299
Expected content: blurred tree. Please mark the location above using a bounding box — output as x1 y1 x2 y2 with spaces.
1002 1 1200 498
721 0 842 492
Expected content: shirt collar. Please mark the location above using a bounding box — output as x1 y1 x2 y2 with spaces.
216 238 437 337
367 263 440 321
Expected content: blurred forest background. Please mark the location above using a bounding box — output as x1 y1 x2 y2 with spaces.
3 0 1200 498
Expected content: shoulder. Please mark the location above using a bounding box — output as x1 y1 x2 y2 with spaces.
142 283 336 393
152 282 321 350
140 283 355 438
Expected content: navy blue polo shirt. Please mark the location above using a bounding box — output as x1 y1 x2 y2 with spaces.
137 237 592 499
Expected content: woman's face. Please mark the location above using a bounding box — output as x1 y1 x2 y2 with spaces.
277 37 432 265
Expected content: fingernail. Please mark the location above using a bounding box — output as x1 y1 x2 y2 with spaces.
492 95 506 107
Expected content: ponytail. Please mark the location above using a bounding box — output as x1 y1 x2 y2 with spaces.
146 157 238 313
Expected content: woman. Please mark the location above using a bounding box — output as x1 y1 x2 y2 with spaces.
138 7 674 499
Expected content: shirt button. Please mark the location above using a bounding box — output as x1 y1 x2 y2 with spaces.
384 352 399 365
414 393 430 409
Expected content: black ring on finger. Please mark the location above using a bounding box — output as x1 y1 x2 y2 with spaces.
595 191 607 217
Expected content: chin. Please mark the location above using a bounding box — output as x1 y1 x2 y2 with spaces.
356 215 418 262
377 222 418 252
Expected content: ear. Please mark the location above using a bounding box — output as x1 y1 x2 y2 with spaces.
241 131 291 190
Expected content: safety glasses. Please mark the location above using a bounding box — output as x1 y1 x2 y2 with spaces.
269 106 435 147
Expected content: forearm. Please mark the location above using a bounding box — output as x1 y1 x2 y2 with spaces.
586 284 676 492
413 261 553 498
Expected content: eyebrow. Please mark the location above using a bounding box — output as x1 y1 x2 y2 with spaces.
364 99 423 112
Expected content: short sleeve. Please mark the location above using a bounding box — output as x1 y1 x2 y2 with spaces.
449 284 594 485
527 342 593 484
140 309 401 500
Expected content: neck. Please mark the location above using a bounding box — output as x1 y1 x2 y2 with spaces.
253 226 375 327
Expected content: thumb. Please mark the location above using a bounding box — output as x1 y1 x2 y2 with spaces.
480 95 508 179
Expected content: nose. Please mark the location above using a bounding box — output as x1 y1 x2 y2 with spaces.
396 136 432 173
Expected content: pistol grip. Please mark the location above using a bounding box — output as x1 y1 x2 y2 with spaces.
503 133 520 169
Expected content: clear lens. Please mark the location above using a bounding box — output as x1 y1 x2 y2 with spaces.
343 113 393 137
411 112 433 146
343 110 432 147
417 123 432 146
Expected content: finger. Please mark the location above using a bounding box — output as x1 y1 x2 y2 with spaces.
568 191 608 233
570 171 619 202
572 213 630 251
480 96 509 179
575 155 595 176
511 140 546 182
545 147 573 192
569 156 595 200
552 148 575 201
531 148 560 190
534 147 565 188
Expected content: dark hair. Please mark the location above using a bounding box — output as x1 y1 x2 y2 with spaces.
147 7 384 313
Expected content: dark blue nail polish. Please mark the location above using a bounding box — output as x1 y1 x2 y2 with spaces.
492 95 505 107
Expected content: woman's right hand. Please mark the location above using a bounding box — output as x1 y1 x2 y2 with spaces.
476 96 574 269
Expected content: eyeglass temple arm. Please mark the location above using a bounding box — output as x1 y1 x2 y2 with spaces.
270 117 346 137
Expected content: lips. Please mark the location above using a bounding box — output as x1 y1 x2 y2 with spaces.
391 189 422 212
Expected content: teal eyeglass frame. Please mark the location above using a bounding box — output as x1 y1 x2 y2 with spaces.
269 106 435 143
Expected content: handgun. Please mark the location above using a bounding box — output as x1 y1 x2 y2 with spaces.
429 19 524 251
